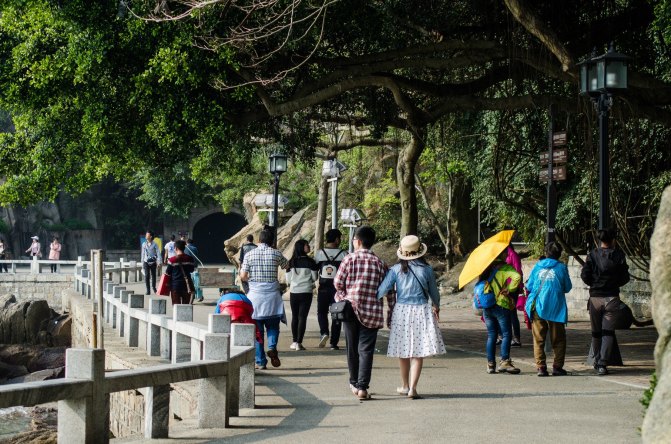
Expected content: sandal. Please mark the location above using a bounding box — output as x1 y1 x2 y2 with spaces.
407 389 422 399
396 387 410 396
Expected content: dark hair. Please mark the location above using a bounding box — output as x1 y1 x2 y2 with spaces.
289 239 310 268
354 226 375 249
146 230 154 239
246 234 254 242
325 229 342 244
259 229 274 245
175 240 186 252
544 241 562 260
187 238 194 244
170 234 176 241
597 227 617 245
399 257 427 273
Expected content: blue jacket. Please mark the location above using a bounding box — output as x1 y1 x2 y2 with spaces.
525 258 572 323
377 261 439 306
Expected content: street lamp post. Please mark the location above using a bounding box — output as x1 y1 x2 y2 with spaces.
341 208 366 252
578 44 629 230
268 153 288 247
322 159 347 229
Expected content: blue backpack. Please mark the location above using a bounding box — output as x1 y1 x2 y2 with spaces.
473 268 500 309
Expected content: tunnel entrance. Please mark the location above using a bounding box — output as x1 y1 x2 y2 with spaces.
192 212 246 264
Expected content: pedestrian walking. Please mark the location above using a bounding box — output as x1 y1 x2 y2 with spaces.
0 238 8 273
49 237 61 273
315 229 347 349
141 231 162 295
163 234 176 263
25 236 41 258
164 240 196 305
334 226 395 400
480 253 522 374
185 238 204 302
377 235 445 399
240 229 289 370
286 239 319 351
525 242 572 376
580 228 630 376
505 245 525 346
238 235 257 294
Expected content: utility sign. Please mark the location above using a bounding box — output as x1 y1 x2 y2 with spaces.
539 165 567 182
552 131 567 146
540 148 568 165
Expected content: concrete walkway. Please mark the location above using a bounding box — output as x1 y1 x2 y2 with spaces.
115 282 656 443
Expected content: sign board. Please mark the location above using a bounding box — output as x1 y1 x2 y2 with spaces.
539 165 567 182
552 131 567 146
540 148 568 165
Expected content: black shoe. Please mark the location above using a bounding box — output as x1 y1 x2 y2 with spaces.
495 337 502 345
537 367 549 377
145 292 151 296
552 367 567 376
330 345 340 350
596 366 608 376
511 340 521 347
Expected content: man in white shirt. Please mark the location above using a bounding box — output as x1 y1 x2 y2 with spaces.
315 229 348 350
163 234 176 263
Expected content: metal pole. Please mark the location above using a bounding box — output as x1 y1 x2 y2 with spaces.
273 173 280 247
547 104 558 243
598 93 610 230
348 226 355 253
331 177 338 230
95 249 104 349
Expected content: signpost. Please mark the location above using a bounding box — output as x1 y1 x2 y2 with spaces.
542 105 568 242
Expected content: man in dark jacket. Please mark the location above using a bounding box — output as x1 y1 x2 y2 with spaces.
580 228 630 376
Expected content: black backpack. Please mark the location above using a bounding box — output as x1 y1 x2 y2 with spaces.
318 249 345 284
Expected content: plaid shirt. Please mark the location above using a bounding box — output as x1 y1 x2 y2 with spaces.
241 243 288 283
334 249 395 329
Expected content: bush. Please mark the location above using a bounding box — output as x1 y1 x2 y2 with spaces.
641 371 657 412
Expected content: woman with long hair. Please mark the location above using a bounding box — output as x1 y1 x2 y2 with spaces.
286 239 319 350
377 235 445 399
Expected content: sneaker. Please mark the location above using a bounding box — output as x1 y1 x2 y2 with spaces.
266 348 281 367
319 335 329 348
255 364 267 370
495 337 502 345
330 345 340 350
297 343 306 351
289 342 298 350
498 359 521 374
511 339 522 347
537 366 549 377
596 366 608 376
552 367 568 376
357 389 371 400
487 361 496 374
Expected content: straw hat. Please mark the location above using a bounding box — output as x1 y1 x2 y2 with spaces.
397 235 427 260
31 236 39 241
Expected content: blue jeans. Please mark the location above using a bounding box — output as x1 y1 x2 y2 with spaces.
255 316 281 366
484 306 512 362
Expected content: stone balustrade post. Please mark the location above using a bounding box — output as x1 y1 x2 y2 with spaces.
128 260 137 282
209 314 231 334
198 333 231 428
172 305 193 364
30 255 39 274
231 323 256 410
144 384 170 439
57 349 109 444
148 298 166 357
125 294 144 347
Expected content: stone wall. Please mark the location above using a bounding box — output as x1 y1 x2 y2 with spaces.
63 289 96 348
0 274 74 312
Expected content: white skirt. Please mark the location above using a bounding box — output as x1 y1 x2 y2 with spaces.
387 303 446 358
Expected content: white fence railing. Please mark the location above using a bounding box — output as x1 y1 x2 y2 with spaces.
0 261 256 443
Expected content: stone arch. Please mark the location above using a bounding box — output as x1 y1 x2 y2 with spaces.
192 212 247 264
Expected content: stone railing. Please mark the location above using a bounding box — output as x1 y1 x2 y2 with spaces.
0 256 143 279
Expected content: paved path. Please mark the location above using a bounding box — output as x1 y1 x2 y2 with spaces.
116 282 656 443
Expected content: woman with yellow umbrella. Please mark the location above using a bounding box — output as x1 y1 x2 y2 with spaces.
459 230 523 374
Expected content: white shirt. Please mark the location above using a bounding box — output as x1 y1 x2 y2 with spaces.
165 241 176 259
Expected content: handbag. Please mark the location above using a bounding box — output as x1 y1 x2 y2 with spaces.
157 273 171 296
329 300 354 322
515 286 528 311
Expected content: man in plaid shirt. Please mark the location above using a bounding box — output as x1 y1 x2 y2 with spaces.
240 229 289 369
334 226 395 400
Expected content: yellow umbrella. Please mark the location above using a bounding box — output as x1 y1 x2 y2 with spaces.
458 230 515 289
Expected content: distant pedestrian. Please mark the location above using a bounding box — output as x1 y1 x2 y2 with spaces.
286 239 319 351
0 238 8 273
505 245 524 346
239 235 257 294
334 226 395 400
240 229 289 370
25 236 41 258
315 229 347 349
163 235 176 263
480 253 522 374
580 228 630 376
164 240 196 305
377 235 445 399
185 238 204 302
49 237 62 273
185 238 200 264
525 242 572 377
141 231 162 295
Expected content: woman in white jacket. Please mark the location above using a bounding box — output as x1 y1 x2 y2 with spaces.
286 239 319 350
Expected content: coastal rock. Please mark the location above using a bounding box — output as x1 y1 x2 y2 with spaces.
6 367 64 384
0 361 28 380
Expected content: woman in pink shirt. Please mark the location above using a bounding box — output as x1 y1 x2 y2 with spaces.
49 237 61 273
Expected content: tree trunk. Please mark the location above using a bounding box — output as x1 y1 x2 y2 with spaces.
415 173 449 258
314 176 329 249
396 130 425 237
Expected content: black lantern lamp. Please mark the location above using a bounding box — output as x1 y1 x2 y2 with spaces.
578 43 629 230
268 152 288 247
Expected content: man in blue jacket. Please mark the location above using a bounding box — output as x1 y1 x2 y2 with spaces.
525 242 572 377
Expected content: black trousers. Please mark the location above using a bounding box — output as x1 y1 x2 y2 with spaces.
290 293 313 343
342 316 379 391
317 286 342 346
143 262 157 294
588 296 620 366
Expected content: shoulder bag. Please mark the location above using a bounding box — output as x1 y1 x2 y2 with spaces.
329 299 354 322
